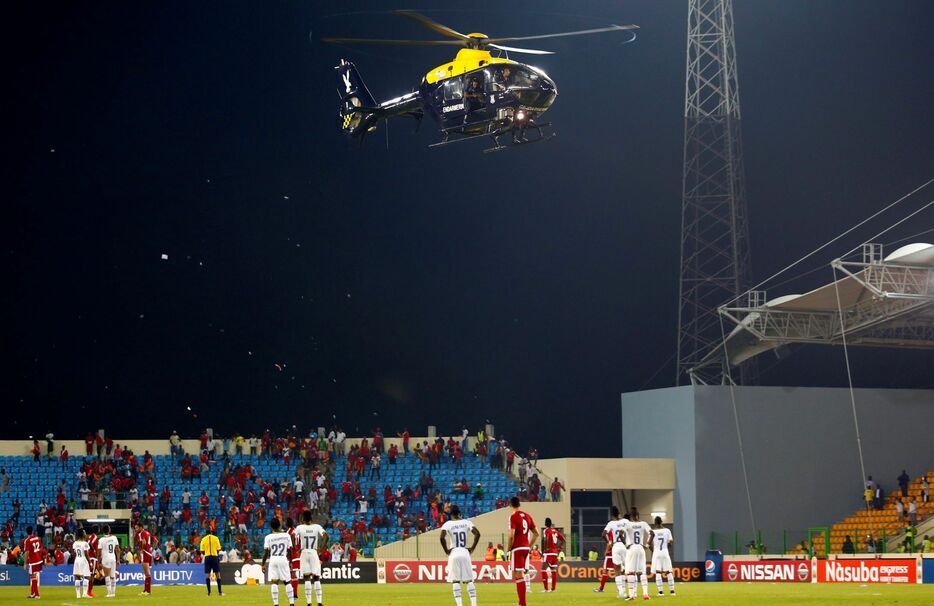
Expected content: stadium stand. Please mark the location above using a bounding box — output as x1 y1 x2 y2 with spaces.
813 471 933 555
0 436 522 560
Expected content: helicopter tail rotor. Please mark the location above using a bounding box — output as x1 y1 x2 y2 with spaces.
336 59 379 140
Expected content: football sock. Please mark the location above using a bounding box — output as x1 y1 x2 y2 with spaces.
615 575 626 597
82 578 89 597
552 570 557 591
206 577 212 595
542 569 550 590
305 580 313 604
75 579 82 598
216 575 223 594
667 572 675 593
292 579 299 599
627 574 637 599
271 583 279 606
466 581 477 606
105 575 112 595
145 575 151 593
453 582 463 606
640 575 648 596
656 574 664 593
314 580 322 604
285 581 294 605
31 576 39 596
516 578 527 606
599 574 608 590
111 573 118 595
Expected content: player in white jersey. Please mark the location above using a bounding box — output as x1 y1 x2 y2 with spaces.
294 510 328 606
72 529 92 599
263 518 296 606
97 525 122 597
625 514 653 601
440 505 481 606
602 507 631 599
650 517 675 596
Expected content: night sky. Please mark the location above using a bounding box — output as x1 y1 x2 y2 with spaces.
8 1 934 453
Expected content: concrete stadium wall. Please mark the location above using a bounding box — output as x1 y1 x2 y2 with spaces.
621 385 934 561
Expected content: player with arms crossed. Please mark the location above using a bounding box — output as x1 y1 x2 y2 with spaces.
134 520 154 595
263 518 296 606
86 525 100 597
603 507 632 599
97 525 122 598
294 510 328 606
507 497 538 606
72 529 92 599
540 518 564 593
24 525 43 599
440 505 481 606
650 517 675 596
625 513 653 601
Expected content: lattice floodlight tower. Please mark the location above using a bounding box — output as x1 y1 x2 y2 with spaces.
677 0 754 385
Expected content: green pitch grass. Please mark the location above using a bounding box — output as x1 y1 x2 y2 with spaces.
1 583 931 605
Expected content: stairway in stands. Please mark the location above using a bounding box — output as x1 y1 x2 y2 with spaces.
820 470 932 555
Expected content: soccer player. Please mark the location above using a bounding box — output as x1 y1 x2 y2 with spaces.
98 525 122 597
263 517 296 606
625 512 653 601
134 520 154 595
650 517 675 596
594 509 620 594
602 507 630 599
200 527 224 596
294 510 328 606
440 505 481 606
286 518 301 600
506 496 538 606
24 525 43 599
540 518 564 593
72 529 92 599
87 524 100 597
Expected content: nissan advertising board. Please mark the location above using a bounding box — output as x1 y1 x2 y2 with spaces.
722 560 812 583
380 561 704 584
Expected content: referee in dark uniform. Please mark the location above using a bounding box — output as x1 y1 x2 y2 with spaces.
199 528 223 596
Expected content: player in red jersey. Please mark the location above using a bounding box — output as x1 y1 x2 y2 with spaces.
134 520 154 595
594 508 619 593
286 518 301 600
86 524 100 597
540 518 565 593
24 525 43 599
507 497 538 606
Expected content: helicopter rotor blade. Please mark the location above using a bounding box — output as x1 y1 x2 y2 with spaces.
485 24 639 45
488 44 554 55
395 10 470 41
322 37 464 46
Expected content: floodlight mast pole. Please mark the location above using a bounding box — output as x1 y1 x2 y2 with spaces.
676 0 755 385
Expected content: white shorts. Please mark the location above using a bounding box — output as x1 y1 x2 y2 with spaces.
267 558 291 582
611 543 627 566
447 548 475 583
101 557 116 570
300 550 321 577
73 559 91 577
651 551 672 573
625 546 646 574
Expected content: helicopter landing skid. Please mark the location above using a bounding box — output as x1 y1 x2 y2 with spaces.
483 124 556 154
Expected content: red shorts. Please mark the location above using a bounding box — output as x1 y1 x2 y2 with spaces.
141 551 154 565
511 548 530 572
28 561 43 575
603 555 613 570
543 553 558 569
291 558 301 573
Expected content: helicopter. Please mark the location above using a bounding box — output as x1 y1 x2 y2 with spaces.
324 11 638 153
